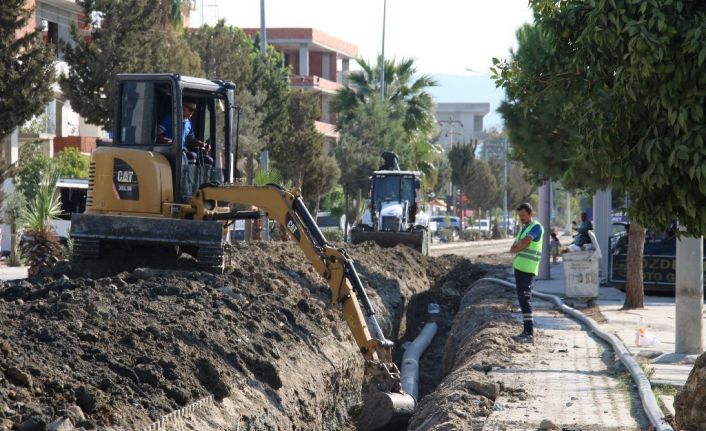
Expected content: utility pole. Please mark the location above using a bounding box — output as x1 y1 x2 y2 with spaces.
538 181 551 279
676 234 704 354
259 0 267 54
503 138 509 238
380 0 387 101
259 0 270 240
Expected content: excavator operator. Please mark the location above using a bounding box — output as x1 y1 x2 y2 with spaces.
158 97 213 164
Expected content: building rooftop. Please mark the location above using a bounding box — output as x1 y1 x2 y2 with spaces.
242 28 358 59
435 103 491 114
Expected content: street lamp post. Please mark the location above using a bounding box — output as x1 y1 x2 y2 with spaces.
503 138 508 238
380 0 387 101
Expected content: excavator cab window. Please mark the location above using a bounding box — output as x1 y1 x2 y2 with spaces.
118 81 160 146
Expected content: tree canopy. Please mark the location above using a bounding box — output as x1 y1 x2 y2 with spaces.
61 0 201 129
0 0 55 141
496 1 706 234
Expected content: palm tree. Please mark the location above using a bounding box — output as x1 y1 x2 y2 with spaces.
19 167 63 277
332 56 438 136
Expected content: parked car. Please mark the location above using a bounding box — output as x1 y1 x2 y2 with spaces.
476 219 490 237
430 215 460 235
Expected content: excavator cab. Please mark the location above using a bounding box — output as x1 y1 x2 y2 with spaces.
112 73 234 202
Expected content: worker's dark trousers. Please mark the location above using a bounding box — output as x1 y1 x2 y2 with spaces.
514 269 534 335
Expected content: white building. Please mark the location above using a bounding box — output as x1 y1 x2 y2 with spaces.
434 103 490 150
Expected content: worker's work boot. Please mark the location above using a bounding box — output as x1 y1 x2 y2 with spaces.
511 332 534 343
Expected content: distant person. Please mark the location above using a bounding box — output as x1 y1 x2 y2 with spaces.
492 222 501 239
509 202 544 343
550 231 561 263
158 98 213 164
572 212 593 247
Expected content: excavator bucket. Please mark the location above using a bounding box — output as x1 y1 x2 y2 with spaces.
355 386 416 430
351 229 429 256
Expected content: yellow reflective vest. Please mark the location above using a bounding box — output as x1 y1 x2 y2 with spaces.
512 220 544 275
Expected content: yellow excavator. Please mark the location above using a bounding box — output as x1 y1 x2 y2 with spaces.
69 74 414 429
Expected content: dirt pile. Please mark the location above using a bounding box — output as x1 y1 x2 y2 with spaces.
675 351 706 430
407 280 530 430
0 241 444 431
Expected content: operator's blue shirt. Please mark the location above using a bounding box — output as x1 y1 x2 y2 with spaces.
158 115 192 149
519 223 542 242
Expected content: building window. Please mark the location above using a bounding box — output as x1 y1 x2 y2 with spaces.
46 21 59 45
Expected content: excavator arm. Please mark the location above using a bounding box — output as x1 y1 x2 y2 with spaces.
191 183 415 429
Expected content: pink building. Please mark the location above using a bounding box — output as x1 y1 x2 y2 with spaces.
243 28 358 143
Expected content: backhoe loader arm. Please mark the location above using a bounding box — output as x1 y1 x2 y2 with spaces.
190 183 401 389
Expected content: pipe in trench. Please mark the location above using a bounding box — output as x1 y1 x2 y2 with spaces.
400 303 439 401
477 277 674 431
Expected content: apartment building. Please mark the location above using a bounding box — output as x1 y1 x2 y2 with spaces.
243 28 358 144
3 0 102 169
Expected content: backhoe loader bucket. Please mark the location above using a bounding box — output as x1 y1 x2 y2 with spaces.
351 229 429 256
355 385 416 430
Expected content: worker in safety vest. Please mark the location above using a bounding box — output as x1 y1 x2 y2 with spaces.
509 202 544 343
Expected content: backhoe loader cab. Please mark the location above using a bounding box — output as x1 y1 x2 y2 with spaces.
351 153 430 255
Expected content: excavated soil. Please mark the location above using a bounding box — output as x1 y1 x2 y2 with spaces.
0 242 500 431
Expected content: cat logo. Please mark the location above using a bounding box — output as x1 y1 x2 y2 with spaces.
116 170 134 183
287 218 301 241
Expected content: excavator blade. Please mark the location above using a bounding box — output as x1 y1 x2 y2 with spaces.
70 213 227 270
351 229 429 255
355 386 416 431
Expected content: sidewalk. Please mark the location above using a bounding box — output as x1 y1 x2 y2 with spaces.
534 263 704 414
0 263 27 281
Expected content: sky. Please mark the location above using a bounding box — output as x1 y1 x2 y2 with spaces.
191 1 535 129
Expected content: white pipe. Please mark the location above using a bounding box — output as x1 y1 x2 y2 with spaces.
400 321 438 401
477 277 673 431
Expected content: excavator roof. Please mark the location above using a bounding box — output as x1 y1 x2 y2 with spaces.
373 170 422 176
115 73 235 93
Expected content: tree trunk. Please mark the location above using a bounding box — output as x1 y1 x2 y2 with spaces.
10 221 17 265
623 220 646 309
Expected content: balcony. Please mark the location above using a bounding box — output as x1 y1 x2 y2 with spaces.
290 75 344 94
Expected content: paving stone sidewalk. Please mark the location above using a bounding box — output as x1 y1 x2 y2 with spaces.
483 302 648 430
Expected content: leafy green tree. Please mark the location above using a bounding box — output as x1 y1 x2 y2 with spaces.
273 89 324 189
332 56 438 137
334 134 382 229
188 22 265 180
496 2 706 308
0 0 55 141
16 142 52 203
61 0 202 129
448 142 476 225
302 154 341 214
467 159 500 211
249 36 290 160
55 148 90 179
